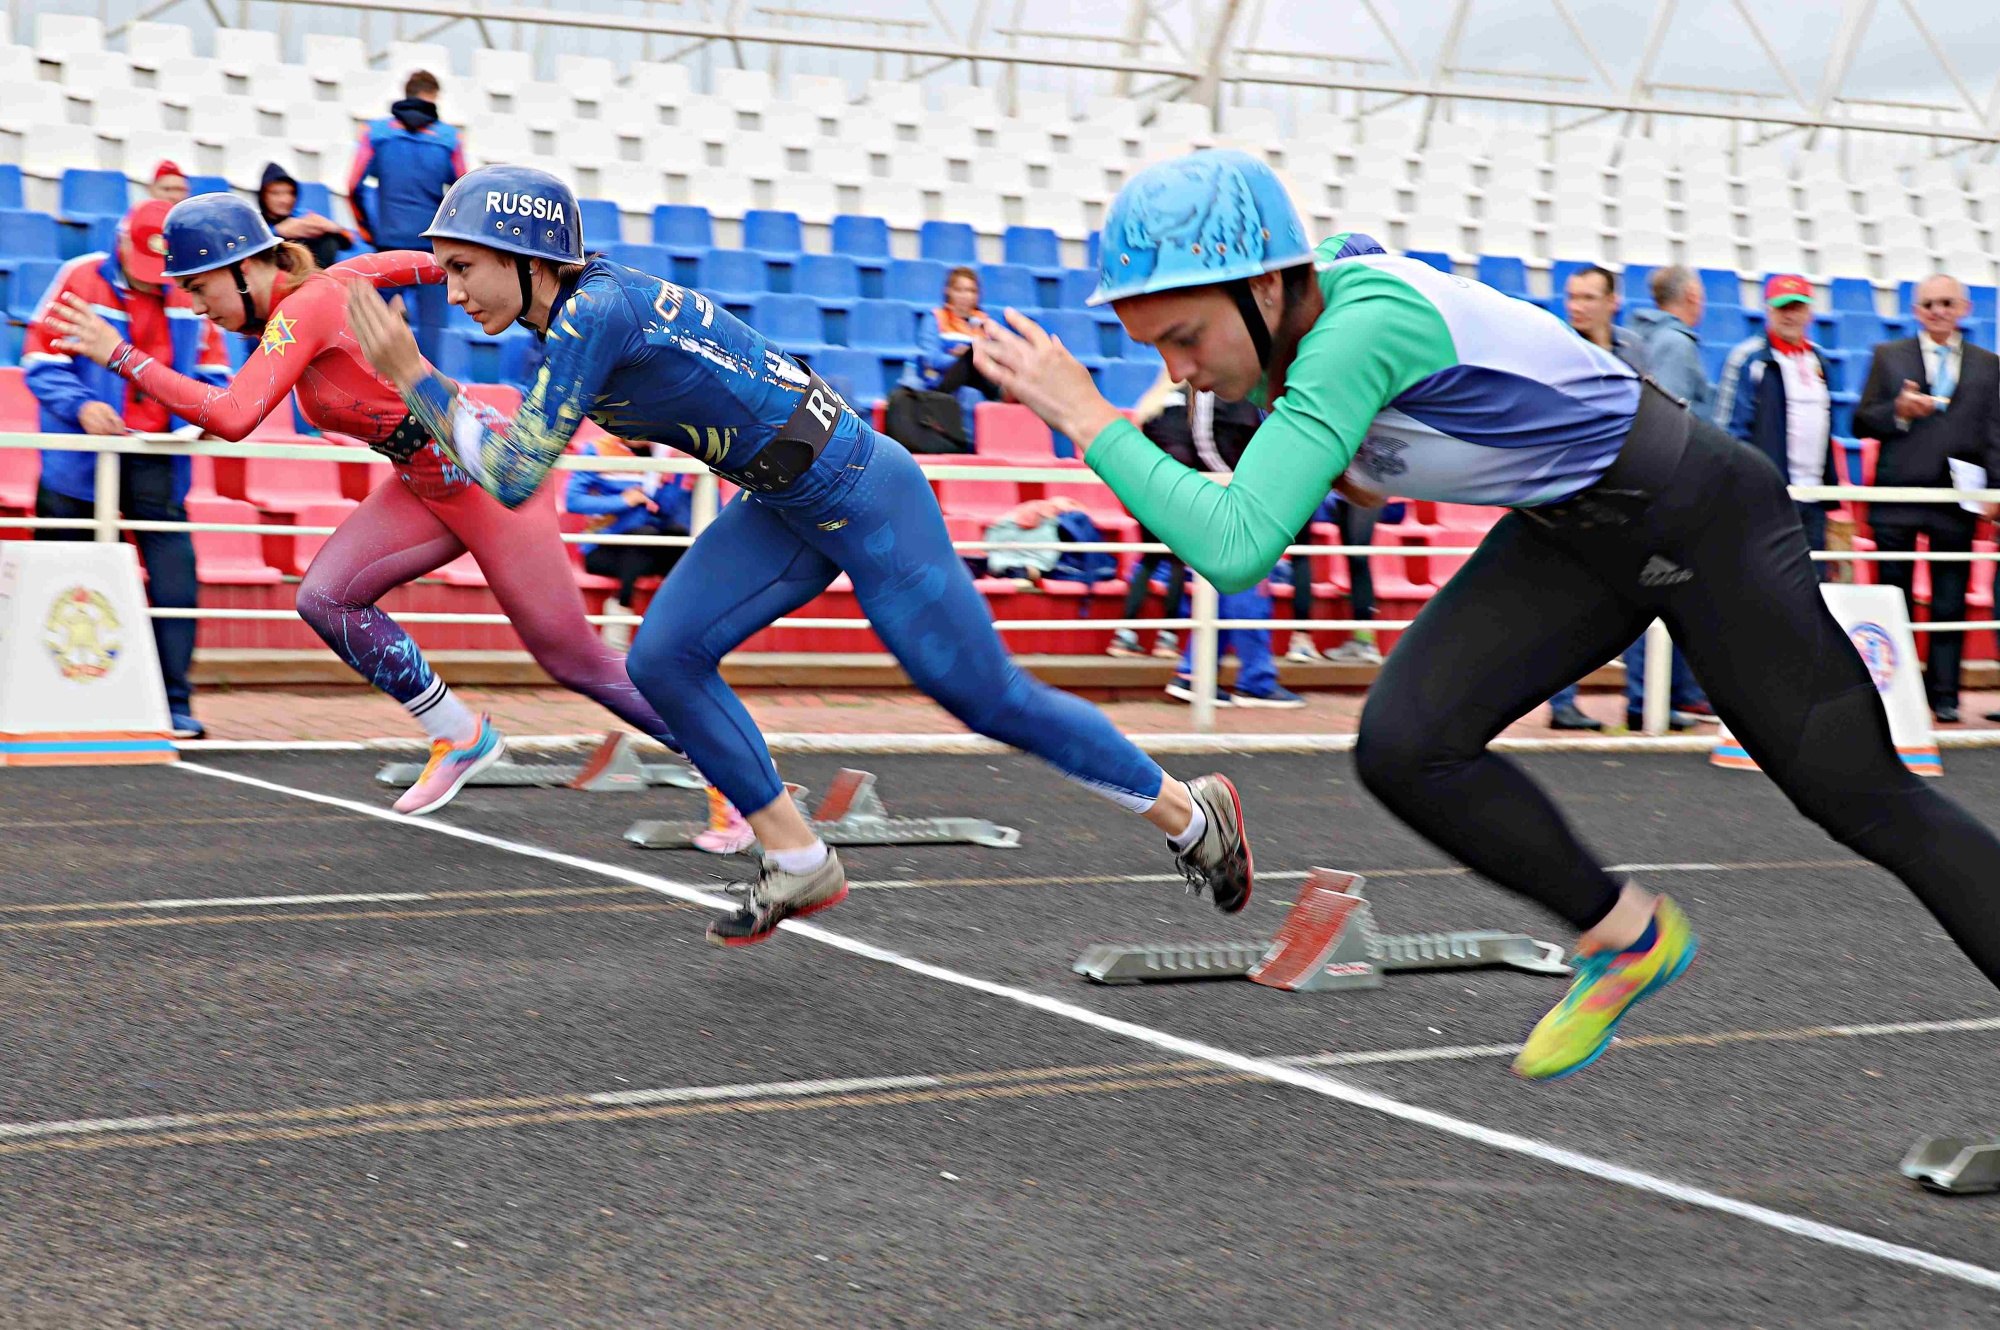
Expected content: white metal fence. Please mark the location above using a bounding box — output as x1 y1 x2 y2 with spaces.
6 430 1998 734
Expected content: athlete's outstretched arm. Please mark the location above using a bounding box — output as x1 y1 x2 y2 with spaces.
43 286 331 442
347 278 621 508
334 250 448 290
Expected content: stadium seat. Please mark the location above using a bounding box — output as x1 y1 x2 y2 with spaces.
702 249 770 299
605 242 676 282
1002 225 1062 272
1038 310 1111 367
0 166 23 211
241 459 346 514
2 258 61 322
886 258 950 306
750 293 831 358
578 197 623 246
1406 250 1453 274
1098 360 1162 408
932 460 1021 523
1058 269 1099 309
651 204 713 251
0 211 62 264
806 348 888 406
848 299 920 351
972 403 1055 462
1474 255 1528 298
918 220 977 264
742 208 804 255
831 214 890 258
186 174 232 196
795 254 861 310
435 326 538 389
977 263 1037 312
185 496 283 584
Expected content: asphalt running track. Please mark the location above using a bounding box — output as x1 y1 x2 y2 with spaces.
3 748 1998 1327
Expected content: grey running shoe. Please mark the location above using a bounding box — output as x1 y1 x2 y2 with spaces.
1150 630 1180 659
1284 631 1322 663
1174 773 1253 914
708 848 849 946
1323 638 1383 665
1106 629 1145 657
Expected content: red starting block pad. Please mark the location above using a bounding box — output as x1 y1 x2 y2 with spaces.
1073 868 1569 990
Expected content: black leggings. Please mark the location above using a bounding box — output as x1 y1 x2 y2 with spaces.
1354 412 2000 990
1121 525 1188 626
584 539 685 605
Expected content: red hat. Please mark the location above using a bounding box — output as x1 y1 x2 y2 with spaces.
119 198 176 284
152 159 186 182
1764 274 1813 307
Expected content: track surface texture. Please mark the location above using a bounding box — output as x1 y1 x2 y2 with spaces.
3 748 1998 1327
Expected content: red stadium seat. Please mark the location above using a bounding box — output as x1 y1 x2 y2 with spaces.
0 367 38 430
973 403 1056 462
242 457 347 513
185 496 283 584
463 383 523 416
931 457 1021 523
288 501 361 573
0 438 36 511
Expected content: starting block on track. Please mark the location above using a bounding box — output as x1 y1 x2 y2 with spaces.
374 731 705 793
1073 869 1569 991
624 768 1021 851
1900 1136 2000 1195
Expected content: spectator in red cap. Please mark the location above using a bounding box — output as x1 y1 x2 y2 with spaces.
1716 274 1836 568
149 160 189 203
20 197 231 739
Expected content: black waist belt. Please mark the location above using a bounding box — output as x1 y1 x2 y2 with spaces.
1524 380 1689 530
372 414 433 465
713 372 845 494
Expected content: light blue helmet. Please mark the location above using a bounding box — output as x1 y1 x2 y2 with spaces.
423 164 584 263
1088 149 1311 307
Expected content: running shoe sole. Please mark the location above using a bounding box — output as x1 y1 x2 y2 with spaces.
399 732 508 817
706 883 850 947
1520 939 1698 1082
1230 692 1307 708
1165 682 1232 706
1198 772 1253 915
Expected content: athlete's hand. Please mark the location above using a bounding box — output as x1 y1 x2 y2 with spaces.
974 308 1121 447
346 282 426 392
46 293 125 367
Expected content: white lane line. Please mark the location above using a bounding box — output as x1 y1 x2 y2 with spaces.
0 1112 214 1141
174 762 2000 1296
587 1074 942 1107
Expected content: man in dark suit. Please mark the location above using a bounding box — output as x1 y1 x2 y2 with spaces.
1853 274 2000 724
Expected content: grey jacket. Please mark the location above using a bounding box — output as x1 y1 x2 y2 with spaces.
1632 306 1713 422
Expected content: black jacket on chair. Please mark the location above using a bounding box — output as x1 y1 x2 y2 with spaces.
1853 335 2000 530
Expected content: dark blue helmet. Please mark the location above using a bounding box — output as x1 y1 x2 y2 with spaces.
161 193 281 279
423 165 584 262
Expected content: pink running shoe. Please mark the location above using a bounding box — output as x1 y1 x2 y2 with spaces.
692 785 756 855
394 717 506 815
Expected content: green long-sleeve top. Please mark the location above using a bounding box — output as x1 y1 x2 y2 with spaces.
1082 240 1645 593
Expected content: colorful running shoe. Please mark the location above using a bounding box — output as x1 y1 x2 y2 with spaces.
1174 773 1253 913
708 848 848 946
1512 896 1698 1081
692 785 756 855
393 717 506 816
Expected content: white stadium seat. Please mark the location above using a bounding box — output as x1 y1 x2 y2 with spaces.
859 179 925 230
385 42 454 79
0 81 71 138
774 175 839 225
864 79 924 120
473 49 537 101
221 136 293 189
1879 244 1934 282
788 74 850 115
35 14 104 59
89 88 163 137
187 94 250 146
301 34 368 80
467 116 531 168
24 123 104 178
121 129 196 180
213 29 280 77
628 61 695 105
555 54 618 93
125 22 195 70
57 50 133 97
513 83 577 131
673 168 753 218
152 56 220 109
1013 89 1071 125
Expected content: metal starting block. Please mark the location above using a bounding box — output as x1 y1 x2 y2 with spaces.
375 731 705 793
1073 868 1570 991
623 768 1021 851
1900 1136 2000 1195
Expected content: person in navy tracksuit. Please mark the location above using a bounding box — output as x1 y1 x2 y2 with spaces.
348 69 464 361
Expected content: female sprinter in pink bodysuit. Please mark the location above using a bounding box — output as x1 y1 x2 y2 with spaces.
46 200 683 816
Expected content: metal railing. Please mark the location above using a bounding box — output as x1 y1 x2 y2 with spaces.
6 431 1999 734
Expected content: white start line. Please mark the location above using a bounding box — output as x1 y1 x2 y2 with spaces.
173 761 2000 1296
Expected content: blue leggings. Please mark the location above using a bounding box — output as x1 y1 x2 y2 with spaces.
627 429 1167 815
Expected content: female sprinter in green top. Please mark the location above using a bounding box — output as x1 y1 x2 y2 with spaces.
975 149 2000 1081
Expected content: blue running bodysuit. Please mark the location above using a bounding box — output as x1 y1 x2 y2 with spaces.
405 258 1167 815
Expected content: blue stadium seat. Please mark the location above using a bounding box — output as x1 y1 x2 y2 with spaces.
1698 340 1729 384
977 263 1037 311
1 258 61 322
435 326 537 388
1119 326 1161 363
1475 255 1528 298
807 347 889 406
652 204 714 251
578 198 622 246
886 258 949 306
742 209 803 255
1038 310 1108 366
187 175 232 196
1970 285 1998 322
750 293 831 357
605 242 674 280
1405 250 1452 274
1098 359 1164 408
60 169 129 221
1059 269 1099 308
0 211 61 262
918 221 976 264
1828 277 1874 314
848 299 919 351
0 165 23 211
1002 226 1061 272
1697 267 1741 308
1969 319 1996 350
0 321 21 365
795 254 861 304
701 249 770 298
296 181 336 221
831 214 890 258
1696 305 1751 342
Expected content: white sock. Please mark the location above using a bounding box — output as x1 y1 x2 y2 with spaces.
1166 786 1208 852
767 839 830 875
405 677 479 745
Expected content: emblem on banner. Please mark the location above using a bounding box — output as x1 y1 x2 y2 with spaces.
1848 621 1898 692
42 585 122 682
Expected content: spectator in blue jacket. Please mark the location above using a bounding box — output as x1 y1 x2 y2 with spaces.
1631 265 1713 420
1717 274 1836 568
565 440 693 650
347 69 463 360
22 198 231 738
909 266 1002 419
258 163 352 272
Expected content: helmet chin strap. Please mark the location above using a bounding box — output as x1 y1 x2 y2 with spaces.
1225 277 1274 369
231 262 266 338
514 255 538 334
